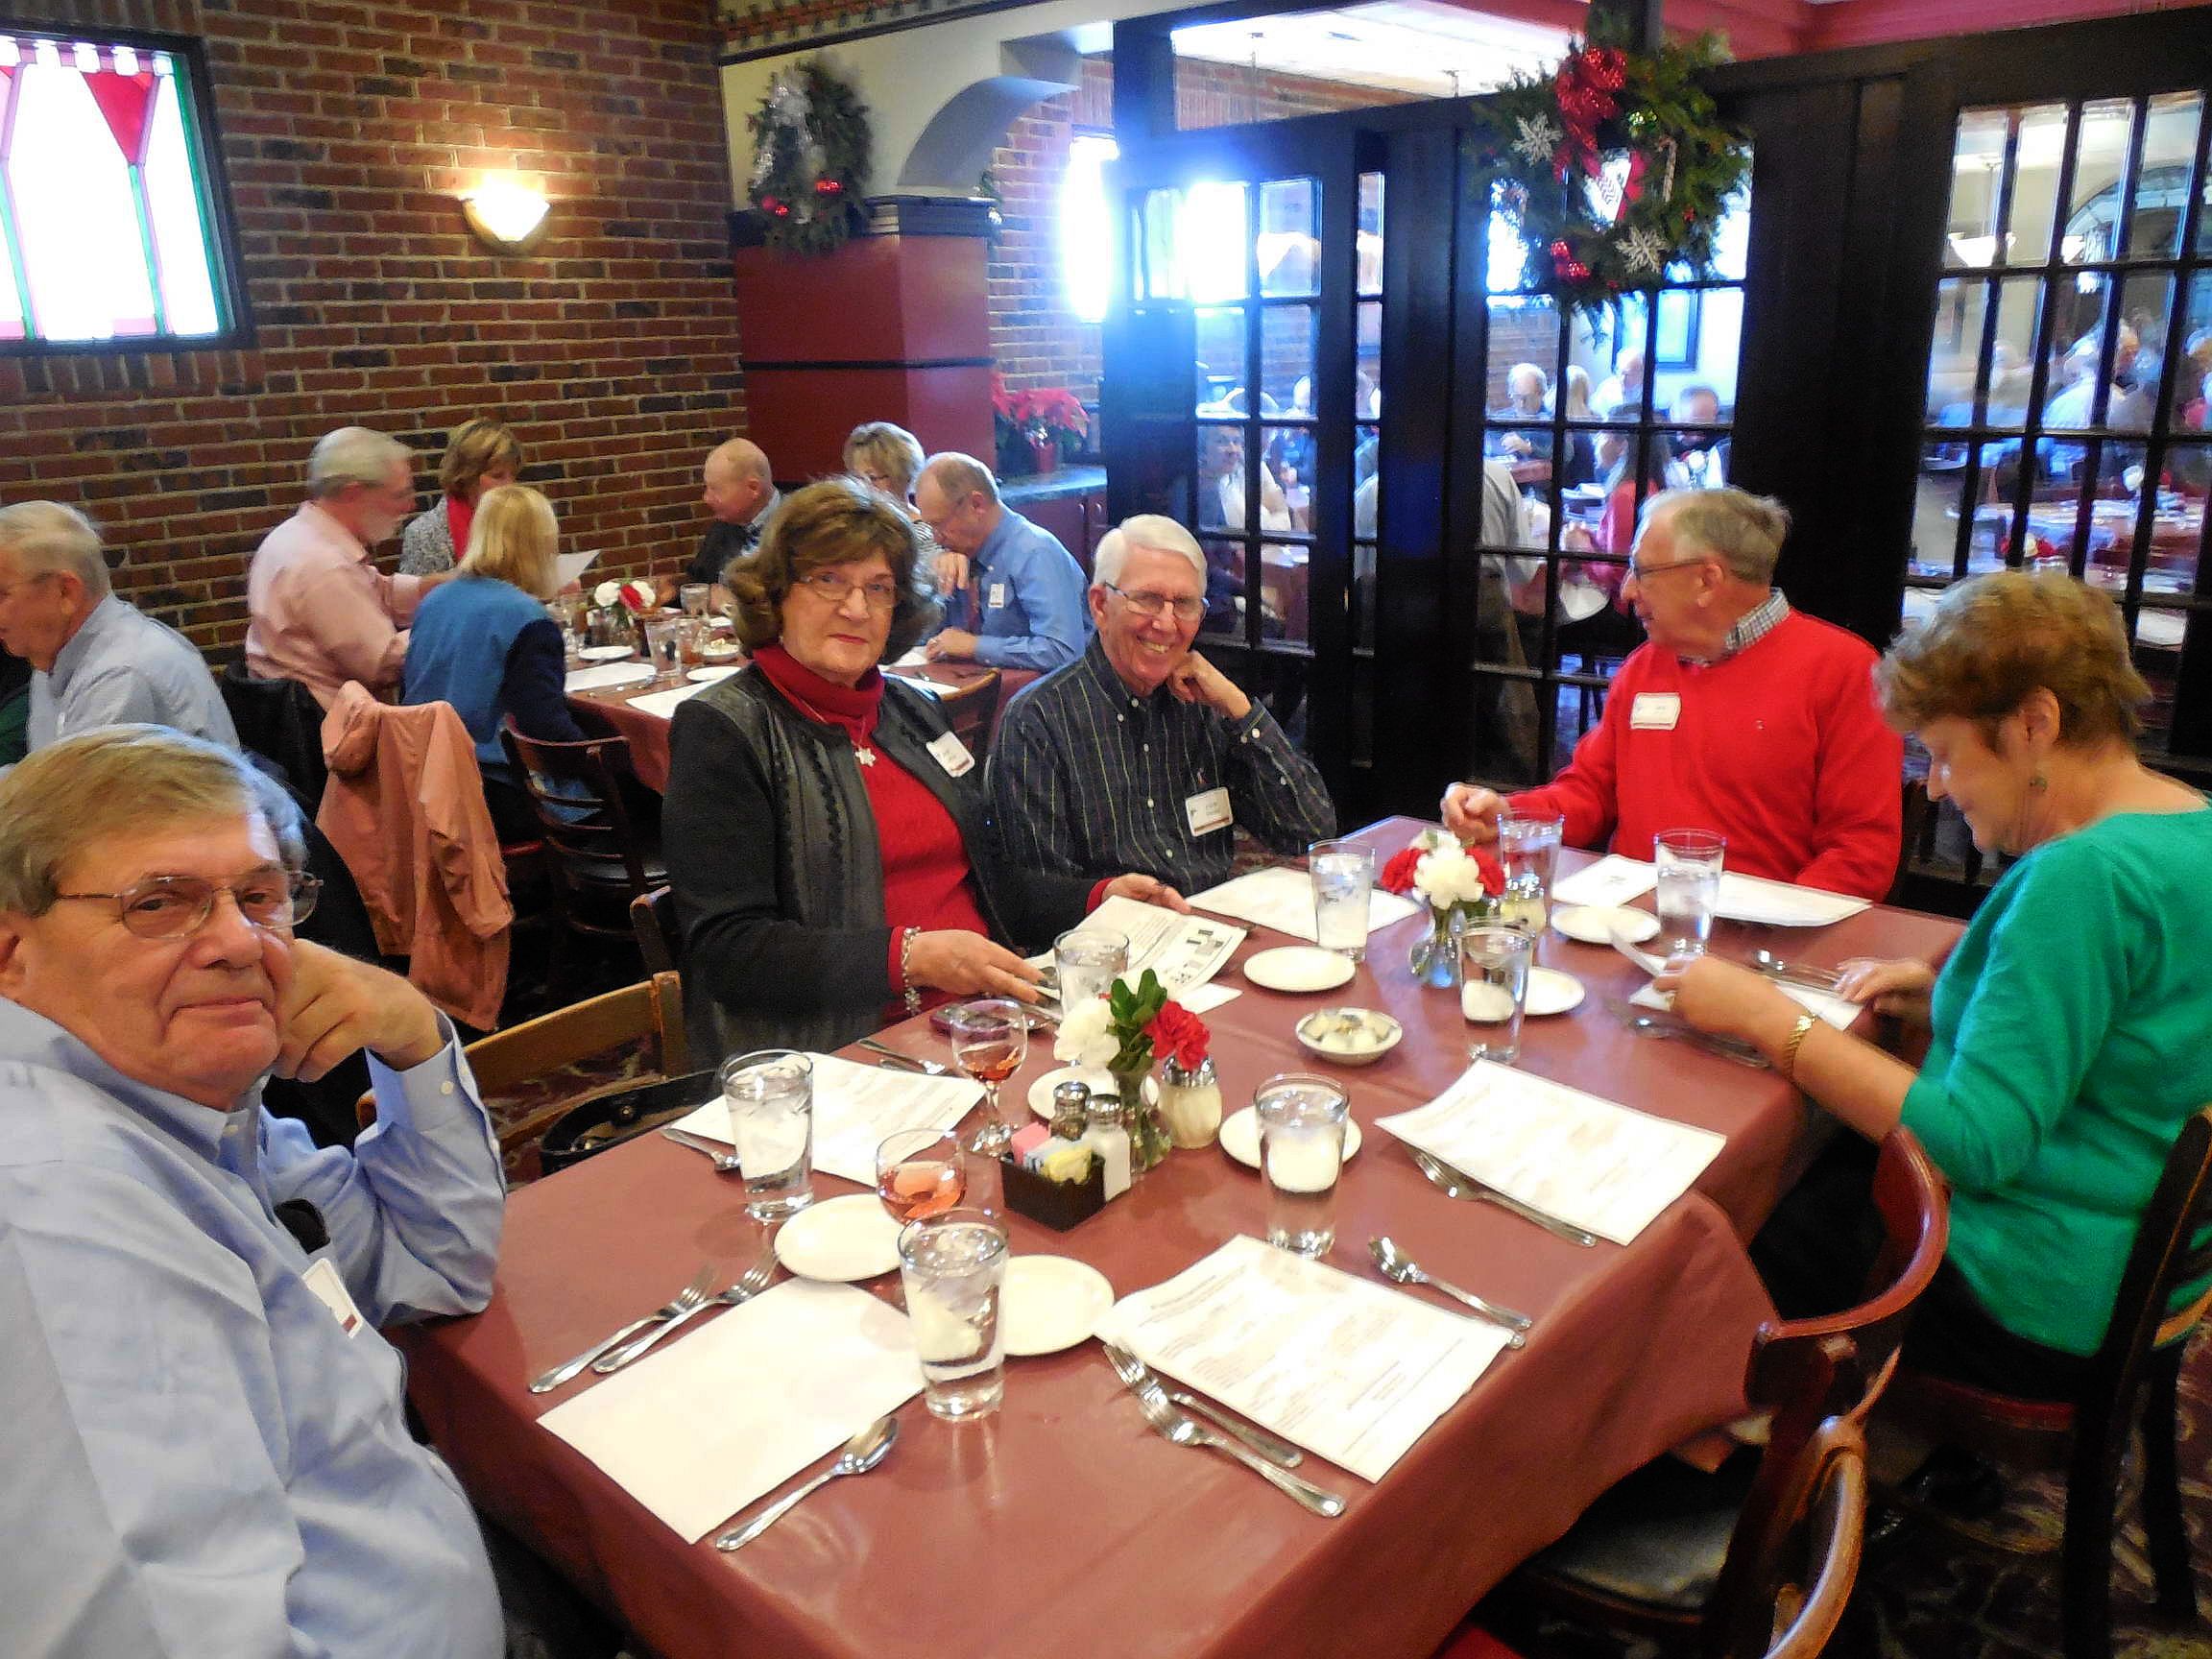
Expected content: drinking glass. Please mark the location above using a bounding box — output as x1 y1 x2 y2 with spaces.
1254 1073 1351 1258
875 1127 968 1224
1053 926 1128 1011
1459 925 1533 1064
546 595 581 659
719 1048 814 1218
1309 838 1376 960
946 998 1028 1161
680 582 711 619
678 619 706 667
643 616 685 682
898 1208 1009 1420
1653 829 1727 957
1498 811 1564 932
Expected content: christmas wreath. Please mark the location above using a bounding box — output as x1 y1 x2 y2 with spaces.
747 60 872 256
1470 18 1749 319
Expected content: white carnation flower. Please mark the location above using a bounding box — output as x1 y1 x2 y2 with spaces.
1052 996 1118 1067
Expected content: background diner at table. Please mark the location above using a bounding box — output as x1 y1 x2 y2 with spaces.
397 416 524 578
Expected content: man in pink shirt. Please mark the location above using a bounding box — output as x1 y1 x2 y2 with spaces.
246 428 452 707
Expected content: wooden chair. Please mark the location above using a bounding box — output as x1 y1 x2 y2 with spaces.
500 720 665 951
1885 1107 2212 1659
631 885 680 979
356 974 688 1158
1488 1129 1948 1659
927 667 1002 753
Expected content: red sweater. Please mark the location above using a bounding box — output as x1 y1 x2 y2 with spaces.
752 645 991 1017
1509 610 1903 899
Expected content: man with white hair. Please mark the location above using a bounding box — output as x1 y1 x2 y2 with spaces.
991 514 1334 893
913 451 1089 672
246 426 452 707
0 501 235 755
1443 487 1902 899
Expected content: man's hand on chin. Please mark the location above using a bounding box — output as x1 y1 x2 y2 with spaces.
1165 651 1252 721
275 940 445 1082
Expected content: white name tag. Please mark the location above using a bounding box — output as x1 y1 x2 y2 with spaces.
301 1257 366 1339
926 730 976 778
1186 785 1234 836
1630 693 1681 731
987 582 1009 611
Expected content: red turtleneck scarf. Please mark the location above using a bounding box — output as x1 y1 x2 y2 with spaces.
753 643 992 1017
445 495 475 560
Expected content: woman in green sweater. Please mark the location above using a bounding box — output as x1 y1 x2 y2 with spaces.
1661 570 2211 1396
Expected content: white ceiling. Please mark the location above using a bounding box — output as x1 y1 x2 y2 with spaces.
1170 2 1577 100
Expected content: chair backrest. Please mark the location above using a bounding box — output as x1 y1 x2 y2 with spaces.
221 661 329 803
927 667 1002 753
2080 1104 2212 1419
1743 1416 1870 1659
500 719 653 897
632 885 680 979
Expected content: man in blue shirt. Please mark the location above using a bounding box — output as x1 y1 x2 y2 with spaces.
0 501 236 756
914 451 1090 671
0 727 523 1657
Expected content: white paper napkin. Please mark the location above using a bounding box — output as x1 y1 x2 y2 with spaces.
565 661 656 693
671 1052 982 1187
1550 854 1658 908
627 683 712 720
1628 979 1863 1030
538 1279 921 1543
1188 866 1421 941
1713 873 1870 927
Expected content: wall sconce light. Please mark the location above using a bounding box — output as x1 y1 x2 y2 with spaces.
463 178 551 254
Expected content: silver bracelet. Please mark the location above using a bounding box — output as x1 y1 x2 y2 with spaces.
899 926 922 1015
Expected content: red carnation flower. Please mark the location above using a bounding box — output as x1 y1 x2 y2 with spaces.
1379 844 1424 896
1145 1001 1211 1070
1471 846 1507 896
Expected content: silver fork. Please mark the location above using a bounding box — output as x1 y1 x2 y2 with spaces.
1408 1148 1599 1248
1100 1341 1305 1468
1127 1388 1346 1518
528 1265 714 1394
591 1253 778 1373
854 1038 950 1075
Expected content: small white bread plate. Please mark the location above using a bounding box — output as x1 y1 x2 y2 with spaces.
1218 1105 1364 1168
1524 968 1587 1017
576 644 635 662
686 664 741 684
1000 1257 1115 1357
1026 1065 1160 1119
1294 1007 1404 1066
1551 904 1661 946
1243 946 1357 994
772 1194 902 1282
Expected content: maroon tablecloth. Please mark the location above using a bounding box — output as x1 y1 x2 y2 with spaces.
400 819 1964 1659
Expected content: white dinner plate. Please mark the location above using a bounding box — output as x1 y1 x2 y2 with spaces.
1551 904 1661 946
686 664 740 683
1026 1065 1159 1119
772 1194 902 1282
1000 1256 1115 1357
577 644 635 662
1243 946 1357 995
1524 967 1586 1017
1217 1105 1364 1169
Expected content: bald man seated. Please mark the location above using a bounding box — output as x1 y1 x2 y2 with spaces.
682 438 780 593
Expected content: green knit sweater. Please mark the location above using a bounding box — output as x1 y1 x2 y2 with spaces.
1902 805 2212 1356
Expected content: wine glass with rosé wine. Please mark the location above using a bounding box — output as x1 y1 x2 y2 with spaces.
875 1128 969 1224
945 998 1028 1161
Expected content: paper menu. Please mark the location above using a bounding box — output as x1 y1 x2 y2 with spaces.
1550 855 1658 908
671 1052 982 1186
539 1279 921 1543
1099 1236 1509 1483
564 661 655 693
1713 873 1870 927
1077 895 1247 995
1374 1062 1725 1246
1188 866 1422 942
627 683 712 720
555 549 600 589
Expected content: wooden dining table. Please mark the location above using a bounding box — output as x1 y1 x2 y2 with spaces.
400 820 1963 1659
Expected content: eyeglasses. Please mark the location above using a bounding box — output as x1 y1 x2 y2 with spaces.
1104 583 1206 623
1625 557 1712 583
795 570 901 611
52 871 323 940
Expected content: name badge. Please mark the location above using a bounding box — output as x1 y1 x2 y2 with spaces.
301 1257 366 1339
926 730 976 778
1630 693 1682 731
1186 785 1234 837
987 582 1009 611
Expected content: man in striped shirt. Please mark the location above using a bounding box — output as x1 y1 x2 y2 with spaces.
990 516 1334 894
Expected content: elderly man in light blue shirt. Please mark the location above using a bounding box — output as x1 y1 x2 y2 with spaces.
0 500 236 755
914 451 1090 672
0 727 516 1657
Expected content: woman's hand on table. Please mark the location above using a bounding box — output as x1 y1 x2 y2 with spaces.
906 930 1044 1001
1099 874 1190 913
1653 954 1795 1047
1833 957 1936 1023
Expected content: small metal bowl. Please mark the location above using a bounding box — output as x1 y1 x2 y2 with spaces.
1294 1006 1404 1068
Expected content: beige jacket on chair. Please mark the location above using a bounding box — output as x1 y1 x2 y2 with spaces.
318 682 512 1029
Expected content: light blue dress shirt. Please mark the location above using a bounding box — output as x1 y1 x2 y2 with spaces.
27 593 239 754
0 998 507 1658
942 509 1091 672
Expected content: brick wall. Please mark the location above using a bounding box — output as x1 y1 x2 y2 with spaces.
987 56 1407 406
1 0 743 656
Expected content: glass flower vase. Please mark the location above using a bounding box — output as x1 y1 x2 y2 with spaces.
1408 901 1500 988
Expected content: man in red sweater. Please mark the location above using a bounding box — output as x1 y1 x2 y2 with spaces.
1443 489 1902 899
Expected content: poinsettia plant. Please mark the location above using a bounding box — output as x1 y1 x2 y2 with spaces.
991 372 1089 447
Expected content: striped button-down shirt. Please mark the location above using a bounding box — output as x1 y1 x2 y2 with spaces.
989 639 1335 892
1683 588 1791 667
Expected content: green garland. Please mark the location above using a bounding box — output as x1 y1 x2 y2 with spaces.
746 60 872 256
1469 18 1749 320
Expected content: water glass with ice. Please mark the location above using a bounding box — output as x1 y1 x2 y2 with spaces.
644 615 685 682
680 583 711 619
1053 926 1129 1011
1309 838 1376 960
1653 829 1727 957
1254 1073 1351 1259
720 1048 814 1219
1498 811 1563 931
1459 925 1533 1064
898 1208 1009 1420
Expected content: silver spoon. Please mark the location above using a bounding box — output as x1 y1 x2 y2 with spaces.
1747 949 1843 991
1369 1236 1529 1344
713 1416 899 1551
661 1126 742 1171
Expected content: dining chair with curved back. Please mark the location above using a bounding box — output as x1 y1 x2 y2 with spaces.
1885 1106 2212 1659
500 719 665 956
631 885 681 980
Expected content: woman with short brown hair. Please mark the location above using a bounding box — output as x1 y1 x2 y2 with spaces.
398 418 523 576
